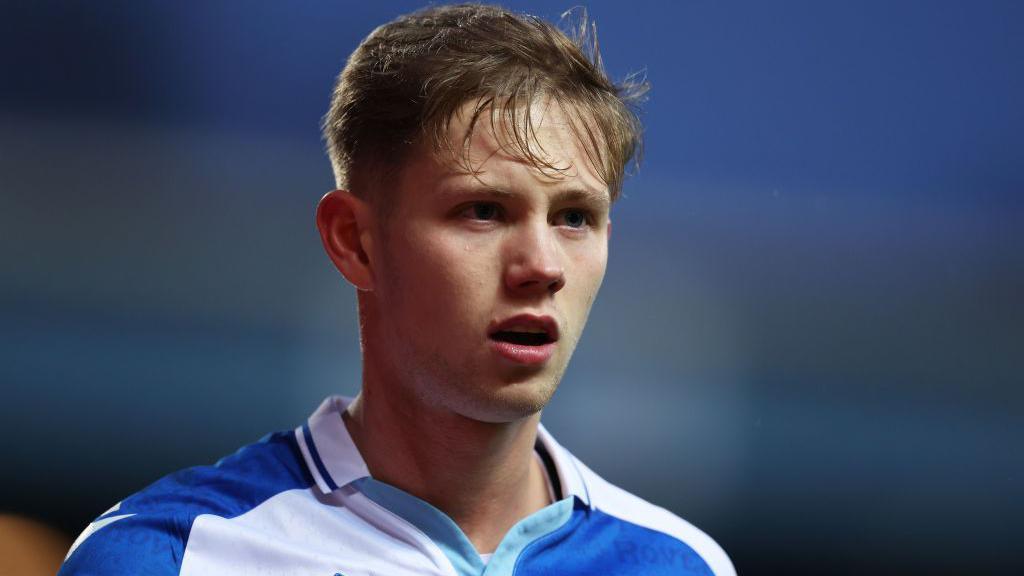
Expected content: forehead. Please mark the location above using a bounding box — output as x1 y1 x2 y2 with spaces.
414 99 611 199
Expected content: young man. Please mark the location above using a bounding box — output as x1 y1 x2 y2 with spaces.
60 5 734 575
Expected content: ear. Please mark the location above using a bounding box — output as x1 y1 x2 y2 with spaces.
316 189 376 291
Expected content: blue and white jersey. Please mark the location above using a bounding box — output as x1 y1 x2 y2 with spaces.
60 396 735 575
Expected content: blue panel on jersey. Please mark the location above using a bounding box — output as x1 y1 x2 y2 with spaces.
513 503 714 576
60 431 313 575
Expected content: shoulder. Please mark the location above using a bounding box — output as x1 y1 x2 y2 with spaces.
573 456 736 576
59 431 313 575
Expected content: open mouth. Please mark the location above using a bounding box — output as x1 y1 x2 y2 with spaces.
487 314 559 347
488 314 559 364
490 330 554 346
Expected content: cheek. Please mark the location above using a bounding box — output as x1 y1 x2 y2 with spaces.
572 242 608 294
386 233 496 324
566 246 608 330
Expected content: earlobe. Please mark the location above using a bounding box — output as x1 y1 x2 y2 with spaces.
316 190 375 291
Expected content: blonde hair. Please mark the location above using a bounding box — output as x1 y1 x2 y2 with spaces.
323 3 648 201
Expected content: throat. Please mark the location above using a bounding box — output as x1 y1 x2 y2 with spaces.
346 389 552 555
451 450 557 555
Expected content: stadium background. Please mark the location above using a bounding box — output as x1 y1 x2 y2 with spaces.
1 1 1021 573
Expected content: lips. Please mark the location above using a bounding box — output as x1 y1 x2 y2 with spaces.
488 314 559 343
487 314 559 365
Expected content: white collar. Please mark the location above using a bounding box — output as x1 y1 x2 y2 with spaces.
294 395 592 507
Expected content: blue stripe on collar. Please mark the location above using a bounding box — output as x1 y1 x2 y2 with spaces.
302 422 339 491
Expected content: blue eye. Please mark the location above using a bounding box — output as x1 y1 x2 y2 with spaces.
560 209 588 228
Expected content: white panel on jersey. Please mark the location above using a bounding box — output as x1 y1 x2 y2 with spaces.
179 487 457 576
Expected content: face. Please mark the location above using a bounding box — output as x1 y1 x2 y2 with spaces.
365 101 611 423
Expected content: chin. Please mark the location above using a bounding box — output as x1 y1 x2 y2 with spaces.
457 374 561 424
404 346 568 424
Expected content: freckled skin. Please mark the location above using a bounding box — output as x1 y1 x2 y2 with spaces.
366 101 611 424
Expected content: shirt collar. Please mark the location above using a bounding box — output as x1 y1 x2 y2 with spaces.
535 422 591 506
294 396 369 494
295 395 592 507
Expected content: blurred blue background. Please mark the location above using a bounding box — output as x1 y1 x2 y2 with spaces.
1 1 1021 573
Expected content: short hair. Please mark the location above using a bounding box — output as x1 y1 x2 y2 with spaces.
322 3 648 202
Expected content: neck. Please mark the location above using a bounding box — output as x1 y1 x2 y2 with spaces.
343 363 552 554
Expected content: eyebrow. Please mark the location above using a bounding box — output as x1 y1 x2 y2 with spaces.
438 185 611 209
555 188 612 209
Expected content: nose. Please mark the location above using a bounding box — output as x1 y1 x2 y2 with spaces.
504 222 566 296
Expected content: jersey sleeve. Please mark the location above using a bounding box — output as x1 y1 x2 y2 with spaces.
58 432 310 575
59 507 187 575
